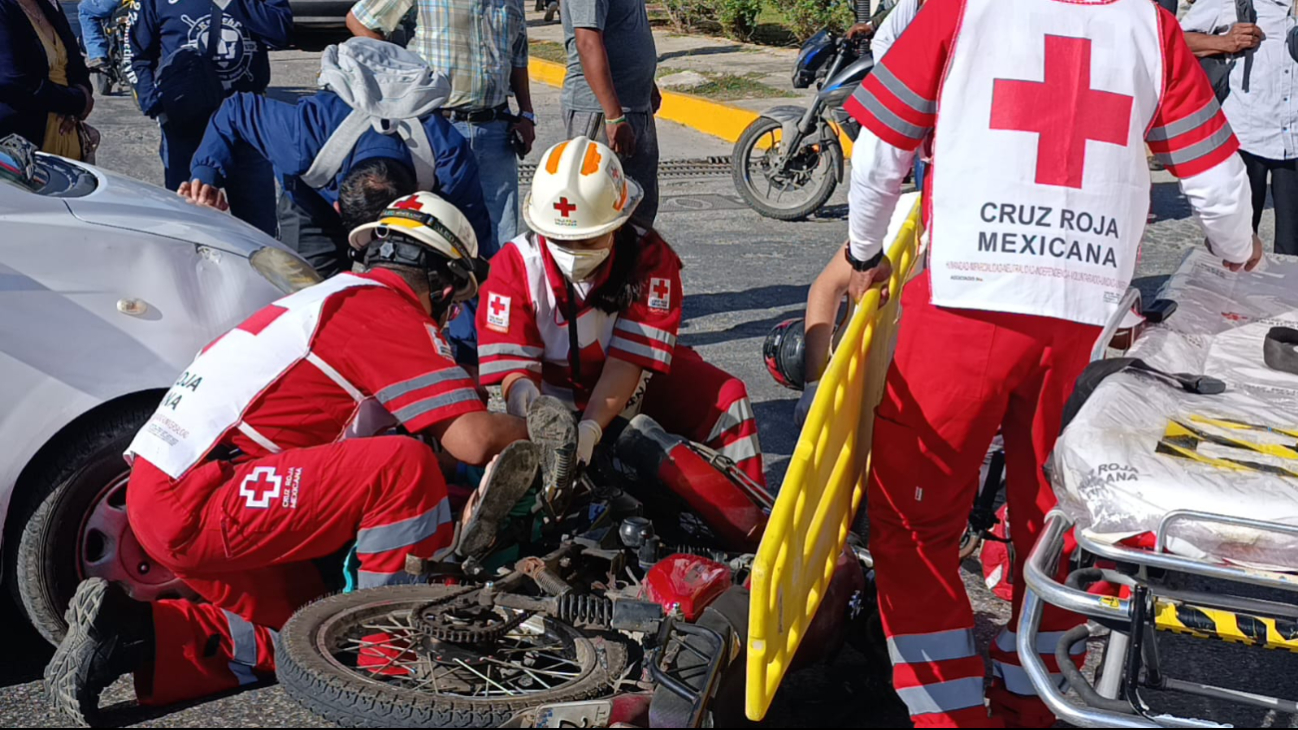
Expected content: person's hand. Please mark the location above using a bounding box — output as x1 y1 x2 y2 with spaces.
576 419 602 466
651 84 662 114
846 22 873 40
1220 235 1264 272
59 115 77 136
178 179 229 212
847 254 894 303
511 115 536 156
1223 22 1264 53
606 118 637 157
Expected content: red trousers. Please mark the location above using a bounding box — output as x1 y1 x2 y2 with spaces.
868 274 1096 728
126 436 455 706
644 346 768 490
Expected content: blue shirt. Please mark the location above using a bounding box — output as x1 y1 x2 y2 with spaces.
190 90 498 255
125 0 292 117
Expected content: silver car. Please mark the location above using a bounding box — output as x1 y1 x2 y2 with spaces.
0 140 318 644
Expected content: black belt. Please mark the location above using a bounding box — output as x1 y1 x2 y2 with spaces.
439 105 511 124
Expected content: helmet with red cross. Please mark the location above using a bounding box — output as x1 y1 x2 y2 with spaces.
524 136 644 241
348 191 482 302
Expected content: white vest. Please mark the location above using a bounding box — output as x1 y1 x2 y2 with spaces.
511 234 651 412
929 0 1162 326
126 275 384 480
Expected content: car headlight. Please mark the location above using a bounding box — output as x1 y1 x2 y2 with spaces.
250 247 322 294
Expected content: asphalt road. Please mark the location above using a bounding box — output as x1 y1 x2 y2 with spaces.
3 37 1296 729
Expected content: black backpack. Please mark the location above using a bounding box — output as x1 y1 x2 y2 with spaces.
1200 0 1257 103
154 0 226 126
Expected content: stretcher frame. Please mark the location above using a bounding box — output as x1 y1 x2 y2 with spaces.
1019 292 1298 729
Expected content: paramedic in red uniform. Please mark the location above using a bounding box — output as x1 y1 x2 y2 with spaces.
844 0 1262 726
44 192 539 726
477 136 768 488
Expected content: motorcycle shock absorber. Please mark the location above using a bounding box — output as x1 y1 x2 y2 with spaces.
545 442 577 504
556 595 615 629
519 557 573 597
856 0 871 24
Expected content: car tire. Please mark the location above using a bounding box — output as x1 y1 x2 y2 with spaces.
9 402 182 646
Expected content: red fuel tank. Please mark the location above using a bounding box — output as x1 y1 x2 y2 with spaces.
643 554 733 621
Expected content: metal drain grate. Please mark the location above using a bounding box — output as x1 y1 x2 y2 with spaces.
519 156 732 185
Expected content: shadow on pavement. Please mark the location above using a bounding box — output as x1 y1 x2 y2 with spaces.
0 600 52 689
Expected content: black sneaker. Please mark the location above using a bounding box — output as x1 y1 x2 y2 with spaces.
45 578 153 728
544 1 559 22
527 396 578 500
457 441 541 559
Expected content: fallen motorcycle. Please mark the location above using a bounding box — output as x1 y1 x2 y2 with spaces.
275 415 872 728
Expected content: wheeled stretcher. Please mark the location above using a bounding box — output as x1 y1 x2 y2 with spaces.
1020 249 1298 728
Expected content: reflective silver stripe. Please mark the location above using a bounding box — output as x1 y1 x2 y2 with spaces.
1153 124 1234 168
852 85 931 140
993 659 1065 695
717 434 761 464
1147 98 1220 142
887 628 977 665
393 388 482 423
306 351 363 402
479 359 542 377
707 398 756 443
479 343 544 358
894 676 986 716
609 337 673 366
995 629 1086 657
355 499 452 555
376 368 468 405
224 610 259 685
228 662 258 686
358 569 420 589
614 319 677 346
236 421 281 454
872 63 937 116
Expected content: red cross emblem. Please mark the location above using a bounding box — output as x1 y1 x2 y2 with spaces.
486 293 511 332
652 279 670 300
990 35 1133 189
648 277 671 311
393 197 424 211
554 197 578 218
490 297 507 317
239 467 282 509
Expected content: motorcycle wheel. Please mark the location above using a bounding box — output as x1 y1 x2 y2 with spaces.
732 115 842 221
277 585 630 728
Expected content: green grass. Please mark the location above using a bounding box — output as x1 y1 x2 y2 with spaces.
663 71 794 101
529 40 568 65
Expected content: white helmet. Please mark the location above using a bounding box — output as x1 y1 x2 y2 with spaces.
524 136 643 241
349 191 482 302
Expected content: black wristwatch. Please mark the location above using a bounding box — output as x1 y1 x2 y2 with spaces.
844 244 884 272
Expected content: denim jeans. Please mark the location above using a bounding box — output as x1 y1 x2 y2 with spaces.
160 118 277 238
451 118 518 251
78 0 118 62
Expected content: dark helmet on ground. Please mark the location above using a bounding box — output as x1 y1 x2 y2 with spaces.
764 318 806 390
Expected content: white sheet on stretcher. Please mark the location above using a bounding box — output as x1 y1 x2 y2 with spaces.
1051 248 1298 571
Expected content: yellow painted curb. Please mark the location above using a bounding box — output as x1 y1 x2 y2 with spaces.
527 58 854 156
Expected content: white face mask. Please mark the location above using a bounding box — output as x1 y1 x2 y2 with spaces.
547 240 611 282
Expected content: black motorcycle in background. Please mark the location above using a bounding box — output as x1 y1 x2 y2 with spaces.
84 0 133 96
731 30 873 221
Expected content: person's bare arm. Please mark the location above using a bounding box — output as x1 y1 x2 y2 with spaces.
574 27 636 154
1185 23 1263 58
581 358 644 429
346 10 385 39
805 249 854 381
509 66 536 154
428 411 529 466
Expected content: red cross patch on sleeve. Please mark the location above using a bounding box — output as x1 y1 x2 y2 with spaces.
487 293 512 333
427 324 454 359
648 278 671 312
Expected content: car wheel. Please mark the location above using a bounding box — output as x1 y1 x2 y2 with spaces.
11 404 192 646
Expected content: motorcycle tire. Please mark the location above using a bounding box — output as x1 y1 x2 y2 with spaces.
277 585 630 728
732 115 842 222
92 71 113 98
